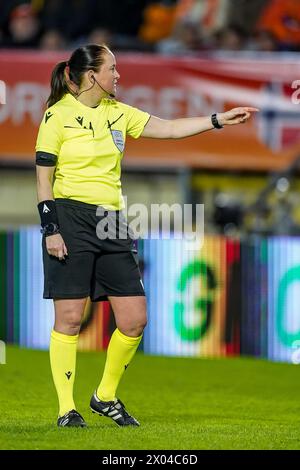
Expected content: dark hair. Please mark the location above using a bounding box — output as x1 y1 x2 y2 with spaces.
47 44 111 107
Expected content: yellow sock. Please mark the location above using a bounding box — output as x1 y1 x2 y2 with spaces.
50 329 78 417
97 328 142 402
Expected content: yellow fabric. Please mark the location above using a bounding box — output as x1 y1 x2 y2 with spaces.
36 93 150 209
50 329 78 417
97 328 142 402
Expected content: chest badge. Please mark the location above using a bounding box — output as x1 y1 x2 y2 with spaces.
111 129 125 152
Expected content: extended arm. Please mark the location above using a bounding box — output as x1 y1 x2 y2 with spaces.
141 107 259 139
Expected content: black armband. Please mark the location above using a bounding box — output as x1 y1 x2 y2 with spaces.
37 200 59 227
36 151 57 166
211 113 223 129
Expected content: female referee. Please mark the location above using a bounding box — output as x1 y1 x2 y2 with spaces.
36 44 258 427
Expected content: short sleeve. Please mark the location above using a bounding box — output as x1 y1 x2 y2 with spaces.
124 104 150 139
35 109 63 155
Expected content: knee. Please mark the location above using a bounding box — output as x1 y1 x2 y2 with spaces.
123 317 147 338
135 318 147 337
64 310 82 333
140 316 147 331
55 309 82 335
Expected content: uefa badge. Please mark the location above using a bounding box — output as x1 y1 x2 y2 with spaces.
111 129 125 152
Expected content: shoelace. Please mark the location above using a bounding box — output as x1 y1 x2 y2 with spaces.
100 398 132 421
69 410 85 420
59 410 79 425
115 399 131 419
103 401 119 415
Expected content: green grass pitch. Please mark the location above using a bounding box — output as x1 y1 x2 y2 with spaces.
1 345 300 450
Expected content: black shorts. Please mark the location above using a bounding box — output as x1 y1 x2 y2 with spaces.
42 198 145 301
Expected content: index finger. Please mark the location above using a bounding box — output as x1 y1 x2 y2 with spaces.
243 107 260 112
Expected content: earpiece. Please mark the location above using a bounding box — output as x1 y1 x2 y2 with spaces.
89 74 115 98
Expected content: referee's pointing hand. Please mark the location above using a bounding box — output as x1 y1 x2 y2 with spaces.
46 233 68 261
217 107 260 126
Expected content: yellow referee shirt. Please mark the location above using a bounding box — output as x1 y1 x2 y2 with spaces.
36 93 150 210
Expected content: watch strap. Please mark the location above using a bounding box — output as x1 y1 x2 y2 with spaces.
211 113 223 129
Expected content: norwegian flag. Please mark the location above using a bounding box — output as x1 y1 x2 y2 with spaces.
257 81 300 152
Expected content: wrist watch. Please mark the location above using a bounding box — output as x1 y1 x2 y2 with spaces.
211 113 223 129
40 222 60 236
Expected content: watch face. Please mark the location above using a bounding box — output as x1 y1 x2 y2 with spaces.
46 223 58 234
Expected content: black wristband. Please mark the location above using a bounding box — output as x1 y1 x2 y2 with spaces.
211 113 223 129
37 200 59 227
